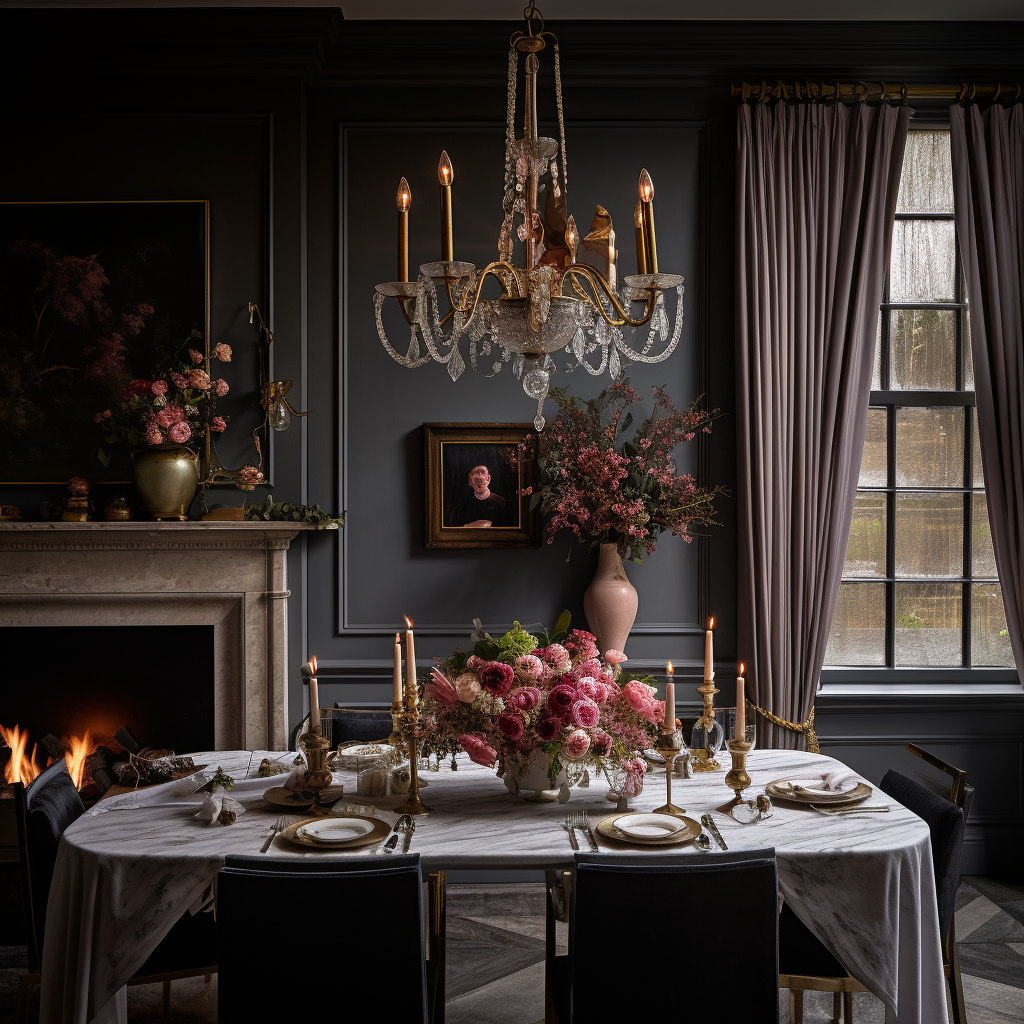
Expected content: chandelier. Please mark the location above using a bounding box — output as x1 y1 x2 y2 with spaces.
373 2 684 430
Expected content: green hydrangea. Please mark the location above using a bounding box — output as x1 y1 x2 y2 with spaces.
499 621 539 661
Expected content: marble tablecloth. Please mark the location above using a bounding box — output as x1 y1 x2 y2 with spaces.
40 747 948 1024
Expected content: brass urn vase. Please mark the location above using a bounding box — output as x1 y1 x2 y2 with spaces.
131 444 200 521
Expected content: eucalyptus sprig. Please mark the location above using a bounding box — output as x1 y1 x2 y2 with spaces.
243 495 344 530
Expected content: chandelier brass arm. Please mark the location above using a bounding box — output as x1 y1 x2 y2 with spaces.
559 264 655 329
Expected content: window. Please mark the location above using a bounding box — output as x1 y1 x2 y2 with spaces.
823 129 1015 674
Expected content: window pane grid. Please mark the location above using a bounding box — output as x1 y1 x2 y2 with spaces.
824 127 1015 674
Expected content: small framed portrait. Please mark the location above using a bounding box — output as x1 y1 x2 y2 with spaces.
424 423 540 549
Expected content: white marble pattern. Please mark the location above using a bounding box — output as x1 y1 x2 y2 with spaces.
39 747 947 1024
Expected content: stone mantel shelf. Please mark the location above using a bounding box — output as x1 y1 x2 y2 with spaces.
0 519 312 748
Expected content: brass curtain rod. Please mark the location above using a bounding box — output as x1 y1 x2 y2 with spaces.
733 80 1023 105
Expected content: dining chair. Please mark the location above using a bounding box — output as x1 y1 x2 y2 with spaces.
218 854 430 1022
548 850 779 1023
330 706 395 743
14 759 217 1024
778 770 966 1024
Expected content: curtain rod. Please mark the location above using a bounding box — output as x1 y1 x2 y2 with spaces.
733 81 1022 105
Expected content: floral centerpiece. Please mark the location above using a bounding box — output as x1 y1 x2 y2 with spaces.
419 614 664 798
532 380 723 564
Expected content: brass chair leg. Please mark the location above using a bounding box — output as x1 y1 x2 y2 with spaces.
16 972 37 1024
427 871 447 1024
790 989 803 1023
162 979 171 1023
948 920 968 1024
832 991 841 1022
545 869 558 1024
843 990 853 1022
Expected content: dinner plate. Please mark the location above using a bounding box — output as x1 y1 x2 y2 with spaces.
613 812 690 839
766 776 872 807
596 813 702 846
296 818 375 844
279 814 389 851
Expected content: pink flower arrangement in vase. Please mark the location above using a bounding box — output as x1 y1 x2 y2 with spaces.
93 330 232 468
419 614 663 800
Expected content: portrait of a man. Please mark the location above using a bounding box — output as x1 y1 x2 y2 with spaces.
451 463 508 528
442 444 518 529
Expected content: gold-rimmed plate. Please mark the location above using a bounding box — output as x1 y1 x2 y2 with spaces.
263 785 345 811
279 814 390 851
595 812 702 846
766 777 872 807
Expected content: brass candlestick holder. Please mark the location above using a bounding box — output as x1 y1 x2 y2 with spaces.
718 738 753 816
299 731 334 815
690 676 724 772
390 680 431 816
652 729 686 816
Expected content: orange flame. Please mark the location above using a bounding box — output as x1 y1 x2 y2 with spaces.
404 615 414 629
738 663 745 675
1 723 40 785
63 730 93 790
665 661 674 675
309 655 318 675
707 616 715 630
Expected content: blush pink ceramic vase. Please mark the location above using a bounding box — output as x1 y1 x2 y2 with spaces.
583 543 638 656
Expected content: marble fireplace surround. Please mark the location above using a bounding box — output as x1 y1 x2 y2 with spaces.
0 522 310 749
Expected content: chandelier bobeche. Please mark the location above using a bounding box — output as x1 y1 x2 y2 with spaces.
373 2 684 431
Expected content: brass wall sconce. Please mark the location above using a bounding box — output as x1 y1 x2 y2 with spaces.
249 302 314 435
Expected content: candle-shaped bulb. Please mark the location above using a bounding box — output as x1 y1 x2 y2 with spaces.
438 151 453 185
565 215 578 262
638 168 655 203
396 177 411 212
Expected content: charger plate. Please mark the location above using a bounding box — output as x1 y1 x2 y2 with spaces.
766 776 872 807
264 785 345 811
280 814 389 851
596 812 702 846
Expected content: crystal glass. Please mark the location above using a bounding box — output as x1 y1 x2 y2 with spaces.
690 714 724 759
721 709 757 750
824 582 886 666
317 709 334 748
895 492 964 577
895 583 962 666
843 492 886 578
732 793 774 825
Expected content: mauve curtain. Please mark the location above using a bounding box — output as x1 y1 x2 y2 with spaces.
950 103 1024 679
737 101 911 748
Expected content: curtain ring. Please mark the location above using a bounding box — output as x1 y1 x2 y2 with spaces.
901 82 909 104
969 82 977 102
993 83 1003 103
957 82 968 105
1015 84 1022 103
854 81 869 104
759 80 770 105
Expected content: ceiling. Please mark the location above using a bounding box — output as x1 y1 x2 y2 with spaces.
1 0 1022 17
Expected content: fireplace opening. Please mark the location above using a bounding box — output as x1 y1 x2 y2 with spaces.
1 625 215 794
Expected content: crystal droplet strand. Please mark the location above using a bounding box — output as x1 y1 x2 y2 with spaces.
553 41 568 203
499 44 518 261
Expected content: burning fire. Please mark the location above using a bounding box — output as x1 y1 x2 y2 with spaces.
1 723 98 789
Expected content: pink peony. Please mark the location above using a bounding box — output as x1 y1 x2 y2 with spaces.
145 426 164 446
211 416 227 433
576 677 603 702
93 412 103 423
68 476 89 496
466 655 485 672
578 658 602 678
622 679 652 712
592 730 614 757
601 682 620 703
454 672 481 703
425 667 458 712
156 405 184 428
238 465 264 486
187 369 211 390
569 697 600 730
507 686 541 713
459 732 497 767
189 348 204 365
169 371 189 388
497 713 525 742
213 343 232 362
150 380 168 396
538 643 571 672
214 378 229 397
168 421 192 444
561 728 591 761
644 699 666 726
604 649 628 666
514 654 544 680
565 629 599 662
124 379 151 399
547 683 578 718
479 661 515 698
536 716 562 742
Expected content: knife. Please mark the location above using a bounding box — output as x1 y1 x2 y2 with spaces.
401 817 416 854
700 813 728 850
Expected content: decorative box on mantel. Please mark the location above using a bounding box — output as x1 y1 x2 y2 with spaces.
0 521 312 750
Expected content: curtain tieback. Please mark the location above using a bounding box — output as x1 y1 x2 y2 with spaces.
746 702 820 754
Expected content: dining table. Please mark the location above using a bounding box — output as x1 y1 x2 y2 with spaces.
40 745 948 1024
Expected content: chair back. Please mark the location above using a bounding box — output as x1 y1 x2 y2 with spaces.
330 707 394 744
217 854 427 1021
880 770 965 945
14 759 86 971
568 851 778 1022
905 743 973 819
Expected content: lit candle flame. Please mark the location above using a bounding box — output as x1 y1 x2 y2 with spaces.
739 662 745 675
666 661 674 676
309 655 317 675
396 177 411 212
404 615 414 629
638 167 655 202
395 631 401 643
708 616 715 630
438 151 453 186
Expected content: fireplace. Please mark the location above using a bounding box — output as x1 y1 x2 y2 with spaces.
0 521 310 753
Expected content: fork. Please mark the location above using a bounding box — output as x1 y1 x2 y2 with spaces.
260 815 289 853
563 811 579 851
574 810 599 852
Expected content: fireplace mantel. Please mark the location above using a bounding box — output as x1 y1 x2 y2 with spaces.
0 521 312 749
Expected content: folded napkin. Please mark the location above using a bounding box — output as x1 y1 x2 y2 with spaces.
88 769 290 815
283 766 308 793
194 787 246 824
821 769 860 793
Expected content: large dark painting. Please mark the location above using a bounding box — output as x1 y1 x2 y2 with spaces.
0 200 208 483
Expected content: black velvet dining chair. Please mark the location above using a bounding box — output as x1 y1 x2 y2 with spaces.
14 759 217 1024
779 769 966 1024
548 850 779 1024
218 854 430 1023
331 705 395 743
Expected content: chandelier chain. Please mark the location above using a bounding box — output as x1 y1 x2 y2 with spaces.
553 41 568 203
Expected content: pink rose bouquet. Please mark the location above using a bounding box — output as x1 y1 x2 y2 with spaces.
418 615 663 789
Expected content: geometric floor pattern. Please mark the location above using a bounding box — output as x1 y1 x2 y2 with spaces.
1 876 1022 1022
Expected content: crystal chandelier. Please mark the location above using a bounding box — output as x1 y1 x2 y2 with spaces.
373 2 684 430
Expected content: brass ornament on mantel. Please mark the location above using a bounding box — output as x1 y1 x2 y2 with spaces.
373 0 685 431
103 497 132 521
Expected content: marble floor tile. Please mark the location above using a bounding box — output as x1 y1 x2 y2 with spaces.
1008 942 1024 955
445 913 546 1001
957 943 1024 990
954 892 1002 938
967 910 1024 944
445 959 548 1024
961 971 1024 1018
